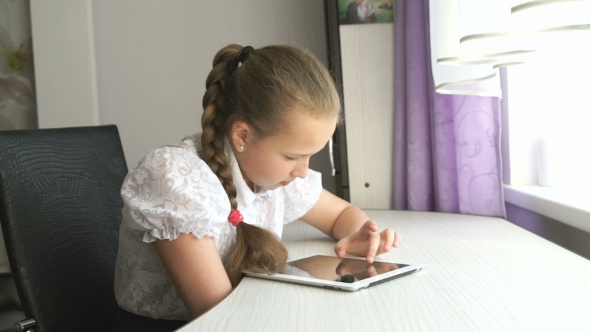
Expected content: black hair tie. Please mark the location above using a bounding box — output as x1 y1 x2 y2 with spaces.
238 46 254 64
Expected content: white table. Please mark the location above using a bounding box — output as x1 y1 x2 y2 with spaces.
177 210 590 331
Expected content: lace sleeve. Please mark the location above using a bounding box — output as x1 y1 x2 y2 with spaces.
121 145 231 243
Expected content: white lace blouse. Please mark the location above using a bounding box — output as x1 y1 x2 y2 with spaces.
114 133 323 321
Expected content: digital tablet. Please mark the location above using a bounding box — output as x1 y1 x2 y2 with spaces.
243 254 426 291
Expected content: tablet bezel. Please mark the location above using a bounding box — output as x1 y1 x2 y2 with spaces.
243 254 426 291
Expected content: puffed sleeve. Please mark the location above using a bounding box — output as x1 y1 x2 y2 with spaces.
282 169 323 224
120 145 231 243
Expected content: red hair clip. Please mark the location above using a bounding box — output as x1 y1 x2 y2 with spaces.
228 210 244 227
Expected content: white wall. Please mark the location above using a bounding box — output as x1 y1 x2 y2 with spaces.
30 0 336 193
30 0 100 128
93 0 330 170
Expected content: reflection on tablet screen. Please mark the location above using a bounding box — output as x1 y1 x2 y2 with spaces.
283 255 409 283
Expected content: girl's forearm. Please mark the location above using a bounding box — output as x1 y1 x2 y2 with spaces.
331 205 371 240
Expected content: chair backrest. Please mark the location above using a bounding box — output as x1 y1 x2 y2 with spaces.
0 125 128 332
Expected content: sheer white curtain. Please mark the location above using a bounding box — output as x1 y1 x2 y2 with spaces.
429 0 590 97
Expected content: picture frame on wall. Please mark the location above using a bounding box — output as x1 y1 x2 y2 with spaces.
338 0 394 25
0 0 37 131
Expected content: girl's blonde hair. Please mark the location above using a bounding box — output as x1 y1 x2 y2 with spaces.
201 44 341 287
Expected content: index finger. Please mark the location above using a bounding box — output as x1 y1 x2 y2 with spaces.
366 231 380 263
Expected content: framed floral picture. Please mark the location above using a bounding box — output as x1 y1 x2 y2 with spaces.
0 0 37 131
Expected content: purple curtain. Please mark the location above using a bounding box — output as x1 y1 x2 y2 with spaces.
393 0 506 218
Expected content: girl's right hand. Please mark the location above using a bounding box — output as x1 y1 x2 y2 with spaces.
333 220 401 263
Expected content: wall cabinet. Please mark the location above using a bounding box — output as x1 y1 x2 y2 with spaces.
325 1 395 209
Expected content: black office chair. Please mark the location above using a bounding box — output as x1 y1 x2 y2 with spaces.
0 125 186 332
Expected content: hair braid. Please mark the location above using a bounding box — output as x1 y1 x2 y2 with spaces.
201 44 288 287
201 44 241 209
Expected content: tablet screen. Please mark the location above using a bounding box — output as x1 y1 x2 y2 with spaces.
283 255 409 283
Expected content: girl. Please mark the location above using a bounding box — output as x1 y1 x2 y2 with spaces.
358 0 376 23
114 44 401 322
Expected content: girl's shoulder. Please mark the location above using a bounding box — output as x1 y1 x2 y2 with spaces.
137 133 205 167
129 133 215 183
178 132 204 158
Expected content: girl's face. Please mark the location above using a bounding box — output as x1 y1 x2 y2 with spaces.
233 111 338 191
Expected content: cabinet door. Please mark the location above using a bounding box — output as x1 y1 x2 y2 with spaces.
340 23 394 209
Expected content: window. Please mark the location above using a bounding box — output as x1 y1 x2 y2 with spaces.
508 43 590 189
506 40 590 230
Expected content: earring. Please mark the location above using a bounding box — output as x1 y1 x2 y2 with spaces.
239 146 244 151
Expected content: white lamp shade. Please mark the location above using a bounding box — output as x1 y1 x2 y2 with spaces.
429 0 590 96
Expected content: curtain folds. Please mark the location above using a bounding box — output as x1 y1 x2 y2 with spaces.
394 0 506 218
